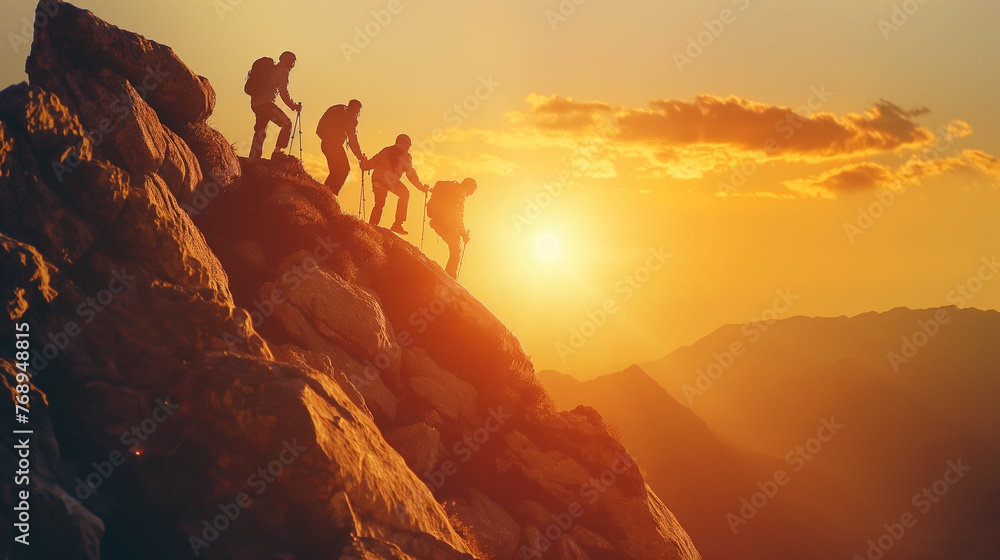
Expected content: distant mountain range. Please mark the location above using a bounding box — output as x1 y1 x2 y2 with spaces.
541 307 1000 560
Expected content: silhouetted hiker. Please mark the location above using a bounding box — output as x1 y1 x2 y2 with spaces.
317 99 366 196
361 134 429 234
246 51 302 160
428 178 477 279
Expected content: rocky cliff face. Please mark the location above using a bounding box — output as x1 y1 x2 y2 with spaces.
0 2 702 559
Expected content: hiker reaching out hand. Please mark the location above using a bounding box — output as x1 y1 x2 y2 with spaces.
361 134 428 235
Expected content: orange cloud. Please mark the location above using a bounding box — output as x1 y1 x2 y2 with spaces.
784 162 895 198
617 96 934 160
962 149 1000 182
423 93 1000 190
465 94 944 179
783 154 974 198
506 93 613 132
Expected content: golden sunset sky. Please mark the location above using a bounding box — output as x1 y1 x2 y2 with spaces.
3 0 998 377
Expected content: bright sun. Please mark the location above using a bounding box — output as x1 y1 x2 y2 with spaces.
535 233 565 262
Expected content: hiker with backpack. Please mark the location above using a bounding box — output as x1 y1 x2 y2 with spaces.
246 51 302 161
427 178 477 279
317 99 366 196
360 134 429 235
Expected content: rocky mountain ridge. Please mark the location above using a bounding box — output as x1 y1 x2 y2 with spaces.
0 2 701 559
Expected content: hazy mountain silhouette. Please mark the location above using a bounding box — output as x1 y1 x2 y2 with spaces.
643 307 1000 559
538 365 863 560
646 307 1000 449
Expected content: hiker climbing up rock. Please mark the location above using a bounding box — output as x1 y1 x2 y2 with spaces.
428 178 477 279
246 51 301 160
361 134 429 235
317 99 366 196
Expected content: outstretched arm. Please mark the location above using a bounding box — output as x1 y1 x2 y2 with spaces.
360 150 379 171
347 127 363 161
405 167 428 193
278 71 299 111
403 155 427 191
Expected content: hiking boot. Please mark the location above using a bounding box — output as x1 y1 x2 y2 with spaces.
390 223 408 235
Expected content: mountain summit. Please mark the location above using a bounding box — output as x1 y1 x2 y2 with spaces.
0 2 701 559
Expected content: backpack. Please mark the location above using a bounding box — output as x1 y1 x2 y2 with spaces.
244 57 275 96
317 105 348 141
427 181 462 220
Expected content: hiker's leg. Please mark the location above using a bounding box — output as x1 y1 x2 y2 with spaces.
323 141 350 195
369 187 388 226
444 231 461 278
390 180 409 226
272 105 293 153
249 105 269 160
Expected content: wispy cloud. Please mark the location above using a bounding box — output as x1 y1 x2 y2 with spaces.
409 93 999 196
784 154 978 198
506 93 613 132
617 96 934 160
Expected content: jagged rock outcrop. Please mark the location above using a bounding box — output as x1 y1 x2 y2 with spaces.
0 2 703 559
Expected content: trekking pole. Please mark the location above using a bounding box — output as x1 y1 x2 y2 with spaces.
289 110 299 154
456 235 467 280
420 189 428 251
359 161 365 218
297 108 303 162
364 171 369 218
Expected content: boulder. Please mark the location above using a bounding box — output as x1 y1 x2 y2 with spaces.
403 347 479 423
259 250 401 374
551 536 592 560
0 82 92 161
445 485 521 560
385 423 444 476
26 0 216 128
31 66 202 204
0 132 96 269
0 83 130 228
514 499 555 528
329 344 400 426
177 121 242 211
173 353 475 559
114 173 231 302
0 233 58 321
272 343 379 425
